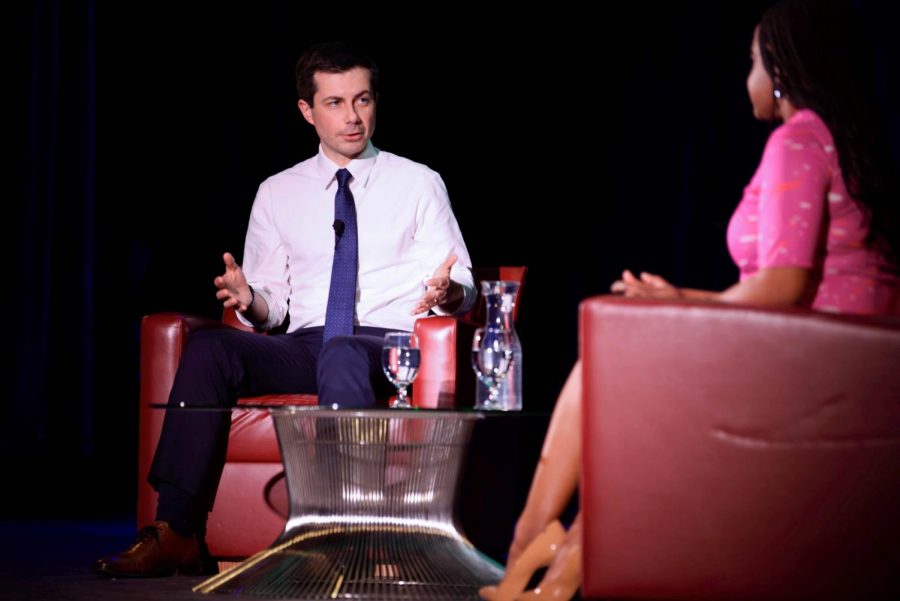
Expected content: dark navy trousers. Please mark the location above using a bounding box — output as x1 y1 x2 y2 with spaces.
148 325 396 518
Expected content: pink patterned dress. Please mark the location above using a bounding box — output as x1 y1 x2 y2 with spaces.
727 109 898 315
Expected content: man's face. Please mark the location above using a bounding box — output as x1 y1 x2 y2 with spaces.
298 67 376 166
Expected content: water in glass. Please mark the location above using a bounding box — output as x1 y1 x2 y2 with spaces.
381 332 420 409
471 327 514 410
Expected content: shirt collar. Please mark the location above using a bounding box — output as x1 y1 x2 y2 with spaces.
316 142 379 190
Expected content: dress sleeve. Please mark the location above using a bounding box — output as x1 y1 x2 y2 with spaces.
756 125 831 269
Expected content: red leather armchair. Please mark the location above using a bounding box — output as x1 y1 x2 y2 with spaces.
579 296 900 600
137 266 526 559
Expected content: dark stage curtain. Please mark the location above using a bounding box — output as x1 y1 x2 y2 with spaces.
9 0 101 515
8 1 899 518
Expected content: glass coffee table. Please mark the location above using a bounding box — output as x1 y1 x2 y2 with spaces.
190 406 502 600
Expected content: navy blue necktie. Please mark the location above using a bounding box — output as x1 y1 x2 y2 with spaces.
323 168 358 343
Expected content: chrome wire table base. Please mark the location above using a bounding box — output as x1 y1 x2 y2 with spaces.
195 409 502 600
194 525 501 599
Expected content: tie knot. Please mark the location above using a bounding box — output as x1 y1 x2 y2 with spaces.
336 168 352 189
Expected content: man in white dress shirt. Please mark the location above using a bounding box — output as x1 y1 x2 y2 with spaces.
95 41 475 578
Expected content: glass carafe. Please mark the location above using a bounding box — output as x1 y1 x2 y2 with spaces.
475 280 522 411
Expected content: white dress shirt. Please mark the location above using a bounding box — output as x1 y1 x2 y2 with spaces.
238 143 475 333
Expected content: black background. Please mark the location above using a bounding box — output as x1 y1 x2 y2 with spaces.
7 1 900 523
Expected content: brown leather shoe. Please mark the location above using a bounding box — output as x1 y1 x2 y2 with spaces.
94 521 217 578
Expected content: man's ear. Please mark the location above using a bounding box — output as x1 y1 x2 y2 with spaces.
298 99 314 126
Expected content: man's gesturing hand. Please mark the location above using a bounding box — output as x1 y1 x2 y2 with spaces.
412 254 463 315
214 252 254 311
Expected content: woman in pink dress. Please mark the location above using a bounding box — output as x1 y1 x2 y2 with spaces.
482 1 900 600
613 9 899 314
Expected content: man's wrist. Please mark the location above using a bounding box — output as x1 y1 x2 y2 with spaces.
436 281 465 311
241 285 256 312
449 281 464 304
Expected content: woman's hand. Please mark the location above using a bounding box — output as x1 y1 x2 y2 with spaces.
610 269 682 299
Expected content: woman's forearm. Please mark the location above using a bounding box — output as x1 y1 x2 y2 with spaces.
718 266 811 305
675 267 809 305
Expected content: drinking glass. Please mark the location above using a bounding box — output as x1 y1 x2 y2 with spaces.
381 332 420 409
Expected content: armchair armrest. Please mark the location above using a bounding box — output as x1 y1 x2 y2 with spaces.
140 313 231 407
137 312 232 526
413 316 476 409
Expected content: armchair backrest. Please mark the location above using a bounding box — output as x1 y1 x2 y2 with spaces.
579 296 900 600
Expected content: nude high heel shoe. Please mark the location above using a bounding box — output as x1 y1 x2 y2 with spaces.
479 520 566 601
517 515 581 601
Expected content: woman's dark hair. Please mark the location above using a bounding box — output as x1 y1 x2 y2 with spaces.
295 42 379 106
759 0 898 260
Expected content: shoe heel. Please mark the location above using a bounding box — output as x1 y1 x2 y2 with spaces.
517 530 581 601
478 520 565 601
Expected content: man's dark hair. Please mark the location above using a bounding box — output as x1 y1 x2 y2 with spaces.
295 42 379 106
